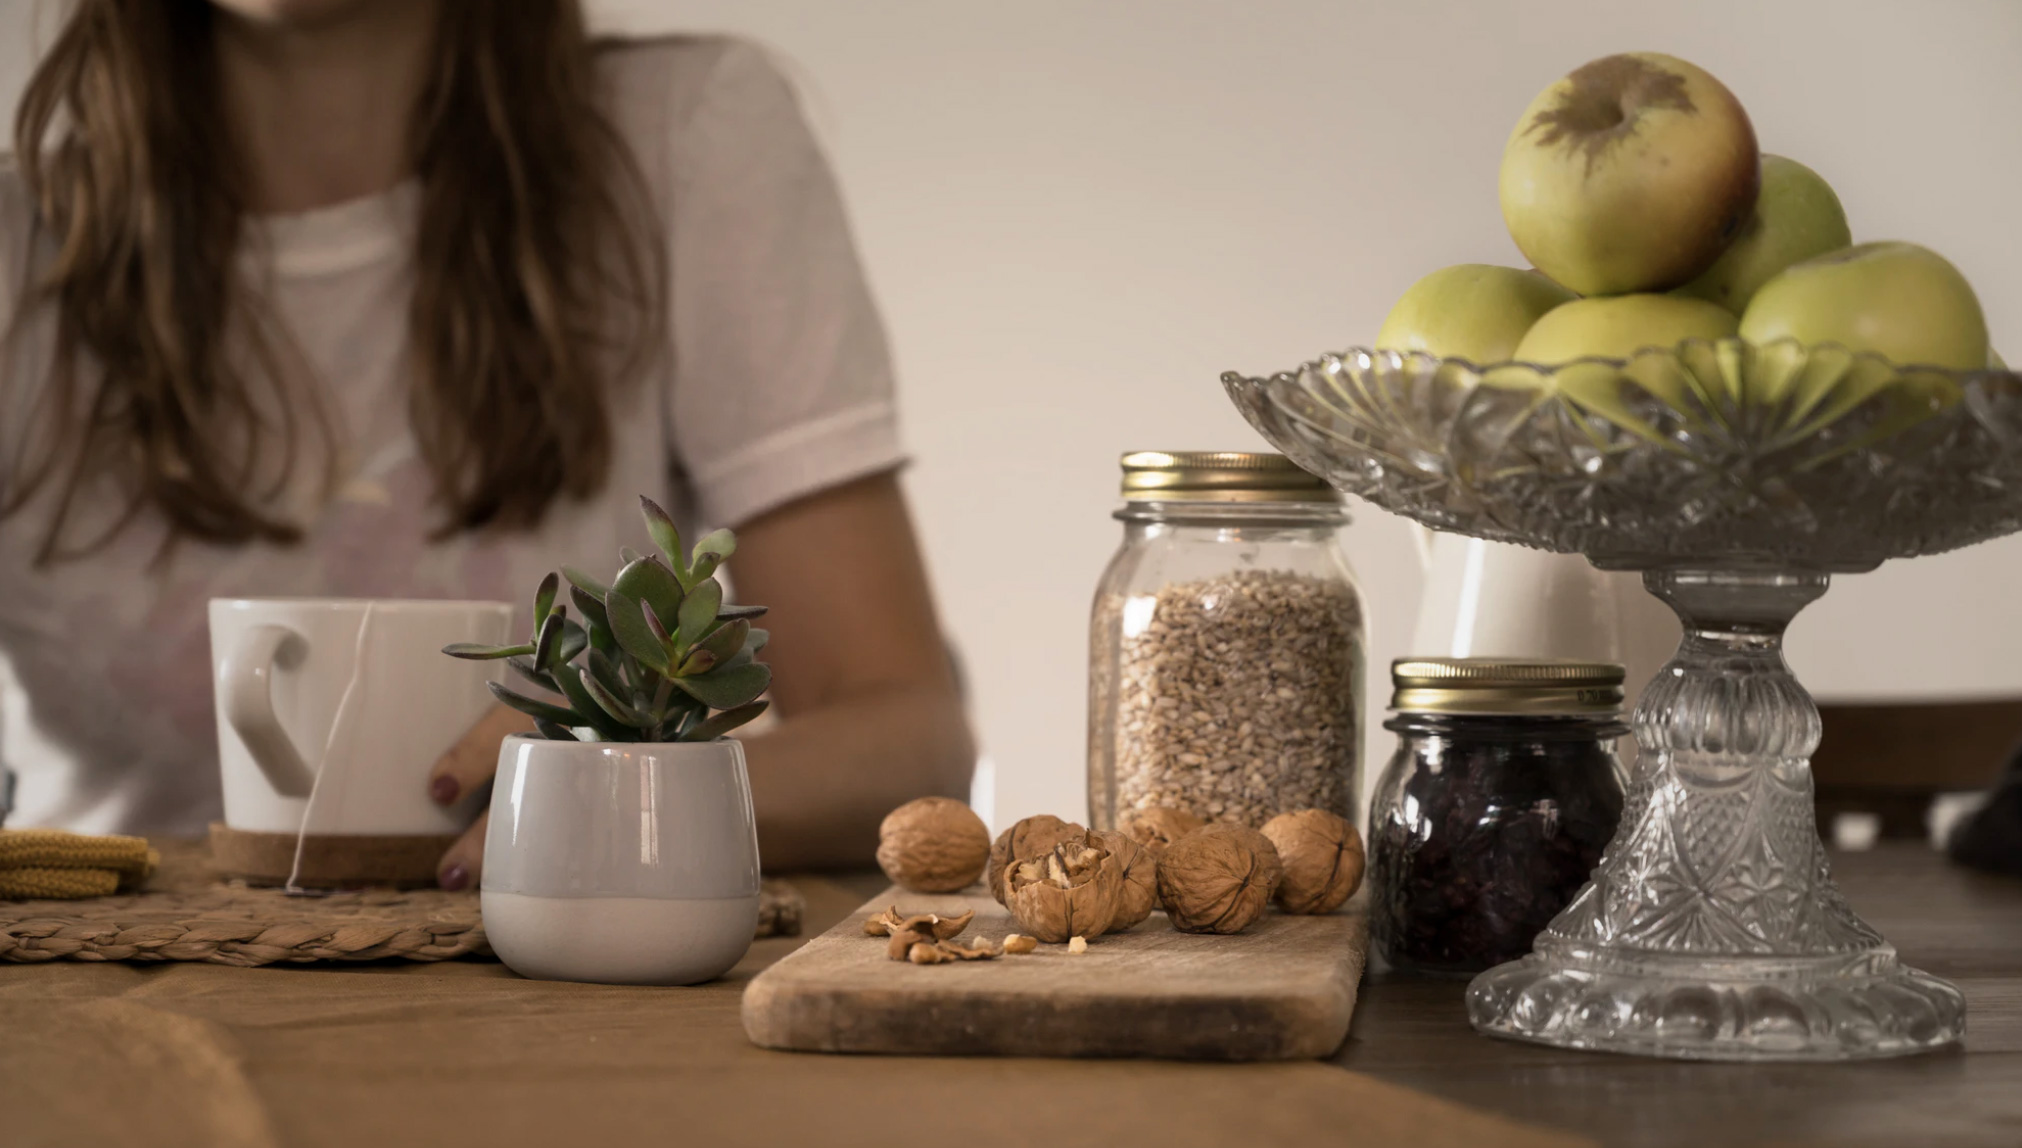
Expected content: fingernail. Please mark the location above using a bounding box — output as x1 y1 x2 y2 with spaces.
429 776 460 804
439 863 471 892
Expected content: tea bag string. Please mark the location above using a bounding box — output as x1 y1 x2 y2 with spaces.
284 602 377 894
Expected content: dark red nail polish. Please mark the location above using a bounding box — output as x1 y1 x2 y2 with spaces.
429 776 460 804
439 863 470 892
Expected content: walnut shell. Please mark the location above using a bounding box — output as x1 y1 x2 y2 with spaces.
1006 837 1120 943
986 814 1083 906
1261 809 1364 915
1088 829 1156 933
1120 807 1205 858
877 797 990 893
1155 823 1280 934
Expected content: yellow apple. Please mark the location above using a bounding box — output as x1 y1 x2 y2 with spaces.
1514 294 1739 364
1500 53 1759 296
1740 241 1989 369
1675 155 1851 312
1374 264 1577 364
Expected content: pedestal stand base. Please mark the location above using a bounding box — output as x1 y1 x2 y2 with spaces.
1468 932 1965 1060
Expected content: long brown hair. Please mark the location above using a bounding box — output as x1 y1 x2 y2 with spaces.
6 0 664 561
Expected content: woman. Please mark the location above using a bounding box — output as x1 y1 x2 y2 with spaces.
0 0 975 882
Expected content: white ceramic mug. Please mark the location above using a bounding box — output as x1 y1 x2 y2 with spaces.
209 598 514 835
482 735 761 985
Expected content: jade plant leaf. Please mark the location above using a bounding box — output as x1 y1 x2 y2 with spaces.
568 664 648 731
671 662 770 710
604 590 670 675
532 571 559 631
488 681 582 728
443 642 535 661
716 604 768 622
677 578 722 648
552 664 633 740
613 556 684 636
677 649 717 676
563 566 609 602
697 618 749 663
532 607 568 672
586 647 629 703
641 496 685 576
507 655 557 695
680 700 769 742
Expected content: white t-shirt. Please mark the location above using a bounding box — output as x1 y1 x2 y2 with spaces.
0 37 905 834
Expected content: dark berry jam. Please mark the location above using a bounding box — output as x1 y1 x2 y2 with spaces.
1369 713 1625 976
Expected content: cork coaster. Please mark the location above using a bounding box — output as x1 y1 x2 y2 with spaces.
208 823 456 889
0 839 803 967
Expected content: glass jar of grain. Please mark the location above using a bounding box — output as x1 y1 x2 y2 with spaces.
1088 452 1366 832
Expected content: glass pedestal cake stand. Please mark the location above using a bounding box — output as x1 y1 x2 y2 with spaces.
1224 339 2022 1061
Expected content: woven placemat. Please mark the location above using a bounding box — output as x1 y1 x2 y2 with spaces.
0 839 802 967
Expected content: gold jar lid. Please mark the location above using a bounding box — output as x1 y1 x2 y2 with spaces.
1119 451 1340 503
1390 657 1625 716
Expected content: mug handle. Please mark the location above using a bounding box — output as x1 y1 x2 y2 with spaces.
219 623 317 798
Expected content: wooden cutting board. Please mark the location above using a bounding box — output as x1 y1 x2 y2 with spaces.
741 883 1369 1061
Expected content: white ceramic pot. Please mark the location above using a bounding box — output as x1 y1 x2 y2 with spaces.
480 735 760 985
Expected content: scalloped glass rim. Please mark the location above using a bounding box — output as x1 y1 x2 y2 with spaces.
1221 337 2022 572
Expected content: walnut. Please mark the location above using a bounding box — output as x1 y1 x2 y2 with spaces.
986 814 1084 906
1005 837 1120 943
1088 829 1156 932
877 797 991 893
1001 934 1038 954
888 928 932 960
938 937 999 960
1120 807 1204 858
1261 809 1365 915
906 936 999 964
1155 823 1280 934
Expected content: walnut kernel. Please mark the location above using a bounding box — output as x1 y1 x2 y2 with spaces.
1002 934 1038 954
986 814 1084 906
877 797 991 893
1006 838 1120 943
1067 936 1089 954
1262 809 1365 915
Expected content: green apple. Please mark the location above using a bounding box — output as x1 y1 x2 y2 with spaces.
1514 294 1739 363
1374 264 1577 364
1675 155 1851 312
1501 52 1759 296
1739 241 1989 369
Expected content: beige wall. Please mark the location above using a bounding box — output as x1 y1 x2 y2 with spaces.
5 1 2020 829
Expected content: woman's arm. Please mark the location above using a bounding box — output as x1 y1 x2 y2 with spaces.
428 471 974 883
732 471 975 870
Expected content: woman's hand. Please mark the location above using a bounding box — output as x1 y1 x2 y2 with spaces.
428 704 536 890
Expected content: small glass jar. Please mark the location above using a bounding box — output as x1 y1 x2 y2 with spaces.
1369 658 1627 976
1087 451 1365 831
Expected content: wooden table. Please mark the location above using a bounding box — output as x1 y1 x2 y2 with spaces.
1339 845 2022 1147
3 844 2016 1148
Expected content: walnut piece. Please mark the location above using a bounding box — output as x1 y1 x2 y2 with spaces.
986 814 1084 906
907 941 954 964
864 906 973 939
1088 829 1156 932
877 797 991 893
1067 936 1089 954
1261 809 1365 915
1120 807 1205 858
1156 823 1280 934
1006 837 1120 943
1001 934 1038 954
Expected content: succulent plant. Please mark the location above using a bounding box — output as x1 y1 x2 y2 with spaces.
442 496 771 743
